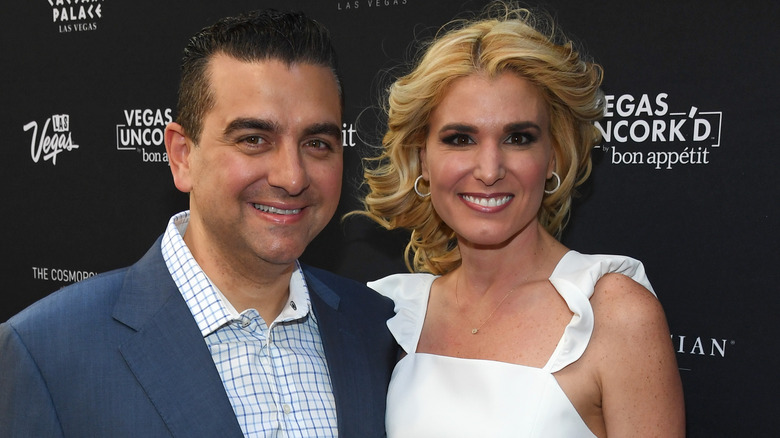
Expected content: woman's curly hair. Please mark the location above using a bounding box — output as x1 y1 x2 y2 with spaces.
354 1 604 275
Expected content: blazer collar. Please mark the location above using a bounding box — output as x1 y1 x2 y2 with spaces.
113 238 244 437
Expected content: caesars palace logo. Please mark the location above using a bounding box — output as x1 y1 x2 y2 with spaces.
595 92 723 170
23 114 80 165
49 0 104 33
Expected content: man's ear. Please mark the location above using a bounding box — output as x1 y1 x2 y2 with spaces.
165 122 194 193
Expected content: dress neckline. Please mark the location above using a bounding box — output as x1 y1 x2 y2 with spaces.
373 250 653 374
409 251 577 371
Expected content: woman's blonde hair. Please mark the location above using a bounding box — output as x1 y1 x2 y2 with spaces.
355 2 604 275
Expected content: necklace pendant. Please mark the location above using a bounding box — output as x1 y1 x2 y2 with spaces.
471 328 479 334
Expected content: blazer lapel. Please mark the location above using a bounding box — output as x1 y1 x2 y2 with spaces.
304 268 373 437
113 239 243 438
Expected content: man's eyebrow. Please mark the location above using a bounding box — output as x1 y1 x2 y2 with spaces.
223 118 280 137
303 122 342 139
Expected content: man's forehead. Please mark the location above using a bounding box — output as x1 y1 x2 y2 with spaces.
200 57 341 138
206 53 339 88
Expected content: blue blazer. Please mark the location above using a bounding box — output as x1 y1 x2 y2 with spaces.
0 237 398 437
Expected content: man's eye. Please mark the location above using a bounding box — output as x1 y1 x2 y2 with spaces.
238 135 265 146
305 139 331 150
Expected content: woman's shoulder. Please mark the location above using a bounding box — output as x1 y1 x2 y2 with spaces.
550 250 655 299
591 273 666 331
586 267 670 373
367 273 438 353
367 272 437 302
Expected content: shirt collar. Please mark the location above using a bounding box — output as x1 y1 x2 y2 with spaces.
161 210 313 337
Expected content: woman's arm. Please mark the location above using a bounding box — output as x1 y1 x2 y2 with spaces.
594 274 686 437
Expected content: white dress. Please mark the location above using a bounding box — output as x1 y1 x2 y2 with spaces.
368 250 655 438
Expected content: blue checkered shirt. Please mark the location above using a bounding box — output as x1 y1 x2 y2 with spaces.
161 211 338 437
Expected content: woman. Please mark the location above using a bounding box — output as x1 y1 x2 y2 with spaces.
355 3 685 437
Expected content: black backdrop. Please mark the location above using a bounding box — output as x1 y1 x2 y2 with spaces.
2 1 778 436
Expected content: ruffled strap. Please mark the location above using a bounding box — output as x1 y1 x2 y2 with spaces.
543 251 655 373
368 273 437 354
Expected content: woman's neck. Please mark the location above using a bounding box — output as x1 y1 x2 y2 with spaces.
454 222 567 298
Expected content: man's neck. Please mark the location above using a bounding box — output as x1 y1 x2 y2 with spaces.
181 218 298 324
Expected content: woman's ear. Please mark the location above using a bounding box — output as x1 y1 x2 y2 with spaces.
547 144 558 178
164 122 194 193
420 147 430 180
547 157 556 178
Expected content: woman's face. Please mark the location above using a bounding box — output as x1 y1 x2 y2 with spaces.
420 72 555 249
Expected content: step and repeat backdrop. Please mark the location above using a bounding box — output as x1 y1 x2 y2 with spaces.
2 0 777 436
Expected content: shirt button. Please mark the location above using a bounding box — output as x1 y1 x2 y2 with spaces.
282 404 292 415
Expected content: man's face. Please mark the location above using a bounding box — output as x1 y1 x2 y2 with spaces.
171 54 343 272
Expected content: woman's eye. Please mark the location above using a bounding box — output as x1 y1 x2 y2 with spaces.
443 134 474 146
506 133 535 145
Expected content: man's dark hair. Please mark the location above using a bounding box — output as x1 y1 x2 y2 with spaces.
176 9 341 143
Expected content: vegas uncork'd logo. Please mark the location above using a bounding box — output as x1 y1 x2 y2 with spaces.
595 93 723 170
49 0 104 33
116 108 173 164
23 114 80 165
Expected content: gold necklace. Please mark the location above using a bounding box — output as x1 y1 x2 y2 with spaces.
455 276 517 334
454 257 543 335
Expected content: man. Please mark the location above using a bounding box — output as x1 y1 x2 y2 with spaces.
0 10 397 437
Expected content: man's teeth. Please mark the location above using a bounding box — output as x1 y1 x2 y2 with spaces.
461 195 513 207
253 204 301 215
